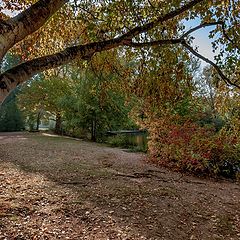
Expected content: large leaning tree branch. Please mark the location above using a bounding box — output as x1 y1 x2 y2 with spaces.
0 0 203 61
0 0 69 61
0 38 184 94
0 38 186 103
180 21 224 38
0 0 205 103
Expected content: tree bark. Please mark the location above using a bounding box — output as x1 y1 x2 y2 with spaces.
91 112 97 142
55 112 62 134
0 0 68 61
36 111 41 131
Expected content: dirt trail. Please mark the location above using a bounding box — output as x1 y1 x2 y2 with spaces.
0 132 239 240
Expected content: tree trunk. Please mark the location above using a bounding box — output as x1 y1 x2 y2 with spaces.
36 111 41 131
91 112 97 142
55 113 62 134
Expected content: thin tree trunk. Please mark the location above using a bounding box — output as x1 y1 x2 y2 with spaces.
91 112 97 142
36 111 41 131
55 113 62 134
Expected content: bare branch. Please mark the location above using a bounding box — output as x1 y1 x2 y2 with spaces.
181 42 240 89
181 21 224 38
178 21 240 88
124 35 237 90
181 21 239 50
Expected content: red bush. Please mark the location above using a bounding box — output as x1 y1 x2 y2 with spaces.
147 116 240 179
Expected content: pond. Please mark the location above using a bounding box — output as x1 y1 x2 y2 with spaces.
107 130 148 152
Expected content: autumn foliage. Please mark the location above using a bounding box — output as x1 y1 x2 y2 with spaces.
127 52 240 180
146 114 240 180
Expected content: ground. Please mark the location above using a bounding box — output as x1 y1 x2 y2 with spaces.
0 132 239 240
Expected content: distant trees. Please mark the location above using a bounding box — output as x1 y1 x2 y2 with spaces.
18 53 135 140
61 69 135 141
18 73 71 133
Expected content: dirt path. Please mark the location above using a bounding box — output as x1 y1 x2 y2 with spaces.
0 132 239 240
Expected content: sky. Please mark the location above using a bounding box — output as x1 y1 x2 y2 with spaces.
183 19 219 67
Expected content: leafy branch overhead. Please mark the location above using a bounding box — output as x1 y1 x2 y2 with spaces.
126 21 239 88
0 0 239 103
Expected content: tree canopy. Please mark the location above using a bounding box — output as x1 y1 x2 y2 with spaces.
0 0 239 103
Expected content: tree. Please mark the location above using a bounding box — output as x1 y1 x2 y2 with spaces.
0 0 239 103
60 61 135 141
18 73 72 133
18 52 135 140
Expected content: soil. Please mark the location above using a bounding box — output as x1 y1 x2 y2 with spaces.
0 132 239 240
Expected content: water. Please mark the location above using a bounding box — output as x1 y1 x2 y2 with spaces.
108 131 148 152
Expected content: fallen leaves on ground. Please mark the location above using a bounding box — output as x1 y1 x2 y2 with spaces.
0 132 240 239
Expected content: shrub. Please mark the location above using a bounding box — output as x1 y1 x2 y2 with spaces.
147 116 240 180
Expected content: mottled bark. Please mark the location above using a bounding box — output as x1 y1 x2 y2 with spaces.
0 0 68 61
